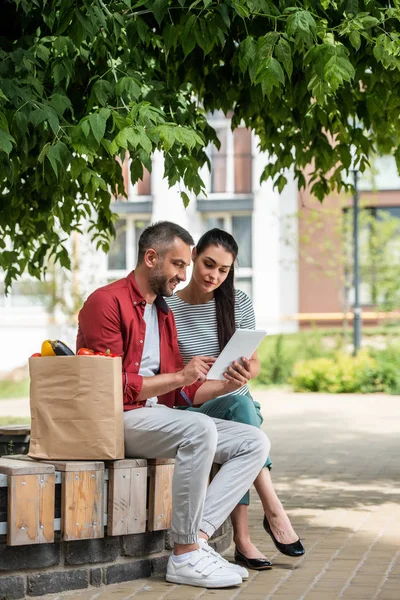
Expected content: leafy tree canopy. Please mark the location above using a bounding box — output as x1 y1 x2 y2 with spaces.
1 0 400 289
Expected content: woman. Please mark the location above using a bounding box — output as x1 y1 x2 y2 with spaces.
166 228 304 570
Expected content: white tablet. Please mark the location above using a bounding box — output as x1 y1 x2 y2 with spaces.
206 329 267 380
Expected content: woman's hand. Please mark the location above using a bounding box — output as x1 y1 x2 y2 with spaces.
223 357 251 392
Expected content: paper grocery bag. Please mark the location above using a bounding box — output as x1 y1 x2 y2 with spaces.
28 356 124 460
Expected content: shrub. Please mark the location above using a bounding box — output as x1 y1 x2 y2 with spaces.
290 350 380 393
256 330 334 387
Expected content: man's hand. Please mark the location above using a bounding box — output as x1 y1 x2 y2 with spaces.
180 356 216 385
223 357 251 393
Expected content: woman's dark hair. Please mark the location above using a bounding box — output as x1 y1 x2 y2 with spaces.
195 228 238 351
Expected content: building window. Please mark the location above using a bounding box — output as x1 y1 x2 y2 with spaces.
344 206 400 308
119 153 152 200
204 214 253 297
107 219 127 271
234 128 252 194
209 127 252 195
107 217 150 274
232 215 252 268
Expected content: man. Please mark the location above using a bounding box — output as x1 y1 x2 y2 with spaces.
77 221 270 588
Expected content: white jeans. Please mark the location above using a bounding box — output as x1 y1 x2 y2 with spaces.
124 404 270 544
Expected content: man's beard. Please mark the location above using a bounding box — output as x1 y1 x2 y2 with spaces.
149 267 179 297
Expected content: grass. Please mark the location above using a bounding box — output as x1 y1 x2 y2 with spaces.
0 378 29 399
0 416 30 426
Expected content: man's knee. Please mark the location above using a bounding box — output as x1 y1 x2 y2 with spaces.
185 412 218 452
250 427 271 462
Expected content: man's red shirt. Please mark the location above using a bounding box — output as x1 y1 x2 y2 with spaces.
76 271 199 410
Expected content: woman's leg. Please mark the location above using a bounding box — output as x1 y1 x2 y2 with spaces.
231 504 268 559
254 468 298 545
189 394 299 554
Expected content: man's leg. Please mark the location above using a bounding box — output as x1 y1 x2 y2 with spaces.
200 419 271 539
124 405 217 546
124 406 243 588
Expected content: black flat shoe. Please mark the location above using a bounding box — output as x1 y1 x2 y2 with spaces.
263 516 305 557
234 547 273 570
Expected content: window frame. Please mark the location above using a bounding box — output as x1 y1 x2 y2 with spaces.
203 119 254 198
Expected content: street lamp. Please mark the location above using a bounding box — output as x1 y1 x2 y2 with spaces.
352 166 362 355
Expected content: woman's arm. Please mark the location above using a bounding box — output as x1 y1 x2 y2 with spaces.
193 357 252 405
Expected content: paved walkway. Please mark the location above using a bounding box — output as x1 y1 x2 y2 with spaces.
10 390 400 599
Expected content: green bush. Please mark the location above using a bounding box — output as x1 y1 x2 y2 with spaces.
256 330 334 387
290 348 400 394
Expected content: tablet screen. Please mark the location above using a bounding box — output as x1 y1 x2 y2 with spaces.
206 329 267 380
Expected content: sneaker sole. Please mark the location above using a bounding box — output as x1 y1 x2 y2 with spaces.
166 573 242 588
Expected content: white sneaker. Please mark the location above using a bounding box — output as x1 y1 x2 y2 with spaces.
198 539 249 580
166 547 242 588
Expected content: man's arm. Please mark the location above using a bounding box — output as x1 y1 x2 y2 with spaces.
77 290 145 403
136 355 215 401
77 291 214 403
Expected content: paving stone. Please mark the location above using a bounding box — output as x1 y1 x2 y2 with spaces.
0 575 25 599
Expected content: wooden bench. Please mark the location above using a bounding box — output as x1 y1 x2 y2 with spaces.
0 455 175 546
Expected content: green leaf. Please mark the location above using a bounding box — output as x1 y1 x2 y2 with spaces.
89 112 107 144
258 32 280 61
182 14 197 56
116 76 141 100
180 191 190 208
158 124 176 152
92 80 113 106
286 10 317 50
257 57 285 97
239 37 257 74
46 141 70 177
232 1 250 18
130 158 143 184
81 119 90 137
36 44 50 63
50 93 72 116
349 31 361 51
275 38 293 79
324 50 355 92
153 0 168 25
30 106 59 134
174 126 197 150
0 129 15 155
115 127 141 150
163 24 179 52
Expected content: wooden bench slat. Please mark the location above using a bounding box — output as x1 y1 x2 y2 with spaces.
147 458 175 466
61 469 104 541
0 425 31 436
107 465 147 536
106 459 147 469
8 472 55 546
147 462 174 532
0 457 55 475
37 460 105 472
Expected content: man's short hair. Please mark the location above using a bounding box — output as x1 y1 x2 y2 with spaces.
137 221 194 263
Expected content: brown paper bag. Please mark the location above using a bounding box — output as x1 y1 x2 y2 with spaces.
28 356 124 460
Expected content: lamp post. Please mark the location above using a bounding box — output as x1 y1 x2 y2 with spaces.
352 168 362 354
